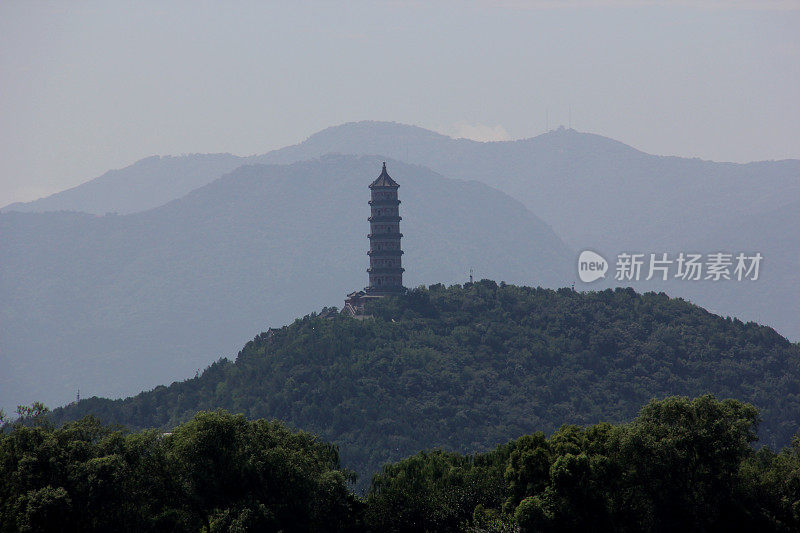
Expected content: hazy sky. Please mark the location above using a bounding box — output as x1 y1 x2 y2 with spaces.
1 1 798 205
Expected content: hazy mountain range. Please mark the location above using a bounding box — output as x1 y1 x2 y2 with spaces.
2 121 798 413
2 153 247 216
7 121 799 251
0 155 572 413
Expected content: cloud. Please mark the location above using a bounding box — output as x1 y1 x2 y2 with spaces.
448 121 511 142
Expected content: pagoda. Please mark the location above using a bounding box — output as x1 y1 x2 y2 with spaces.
343 162 406 316
366 162 405 293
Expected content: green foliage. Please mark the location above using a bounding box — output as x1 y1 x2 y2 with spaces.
3 396 800 531
740 437 800 531
14 402 49 425
365 450 506 532
51 283 800 492
365 395 800 533
0 409 359 532
612 395 760 530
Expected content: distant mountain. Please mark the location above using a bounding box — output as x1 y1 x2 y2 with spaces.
51 283 800 490
574 195 800 342
9 123 798 254
4 121 798 342
1 153 246 215
670 198 800 333
0 155 572 413
254 122 800 251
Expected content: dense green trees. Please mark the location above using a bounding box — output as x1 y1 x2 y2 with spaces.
3 396 800 531
0 410 359 532
365 450 507 532
363 395 800 532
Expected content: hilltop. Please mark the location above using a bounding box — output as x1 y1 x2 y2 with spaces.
52 282 800 489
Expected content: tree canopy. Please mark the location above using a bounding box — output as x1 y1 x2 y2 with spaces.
4 396 800 531
0 410 360 532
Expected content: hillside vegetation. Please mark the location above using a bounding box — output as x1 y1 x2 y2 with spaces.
52 282 800 488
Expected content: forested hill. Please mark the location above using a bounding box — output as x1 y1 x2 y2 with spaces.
52 282 800 487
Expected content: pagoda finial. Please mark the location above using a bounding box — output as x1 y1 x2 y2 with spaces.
382 162 387 173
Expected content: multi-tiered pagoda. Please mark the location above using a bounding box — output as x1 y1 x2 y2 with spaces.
343 162 406 316
366 162 405 294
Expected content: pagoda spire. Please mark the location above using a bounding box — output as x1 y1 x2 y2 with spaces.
370 161 399 188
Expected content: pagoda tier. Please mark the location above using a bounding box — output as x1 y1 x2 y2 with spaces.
367 215 401 222
367 233 403 239
367 249 403 256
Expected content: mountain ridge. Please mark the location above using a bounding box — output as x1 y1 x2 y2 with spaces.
2 153 247 215
12 121 793 218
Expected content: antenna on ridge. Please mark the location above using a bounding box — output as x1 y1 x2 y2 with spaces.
469 268 474 284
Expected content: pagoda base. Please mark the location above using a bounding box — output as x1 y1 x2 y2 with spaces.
365 285 407 296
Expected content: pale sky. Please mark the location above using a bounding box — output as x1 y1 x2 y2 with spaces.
1 1 798 205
